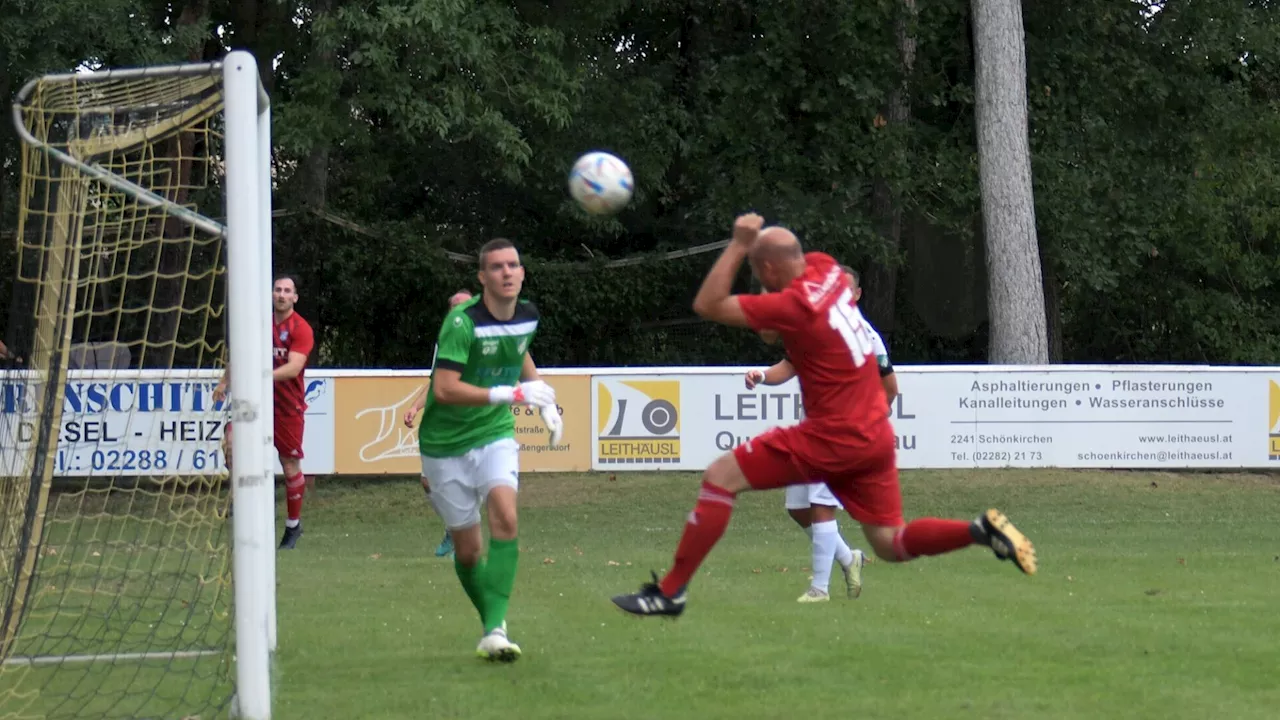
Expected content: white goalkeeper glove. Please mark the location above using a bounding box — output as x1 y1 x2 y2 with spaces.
488 380 556 407
540 404 563 447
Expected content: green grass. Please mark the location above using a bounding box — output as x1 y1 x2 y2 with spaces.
271 469 1280 720
1 484 233 720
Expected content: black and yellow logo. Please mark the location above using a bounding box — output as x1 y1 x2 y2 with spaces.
596 380 680 464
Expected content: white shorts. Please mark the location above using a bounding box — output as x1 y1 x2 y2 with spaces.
420 437 519 530
784 481 839 510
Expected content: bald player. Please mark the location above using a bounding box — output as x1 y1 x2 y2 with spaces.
747 265 900 602
405 289 474 558
612 213 1036 618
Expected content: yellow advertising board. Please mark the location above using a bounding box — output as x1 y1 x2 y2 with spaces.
332 374 591 474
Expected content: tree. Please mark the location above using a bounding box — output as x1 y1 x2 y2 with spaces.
6 0 1280 369
863 0 918 344
971 0 1047 363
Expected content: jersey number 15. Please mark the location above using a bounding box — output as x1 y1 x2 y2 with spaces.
827 289 875 367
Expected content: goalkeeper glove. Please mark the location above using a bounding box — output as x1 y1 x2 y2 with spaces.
540 404 563 447
488 380 556 407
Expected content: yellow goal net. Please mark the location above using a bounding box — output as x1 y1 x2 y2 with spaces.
0 53 276 720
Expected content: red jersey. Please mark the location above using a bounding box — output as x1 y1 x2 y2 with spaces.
273 310 314 417
738 252 888 439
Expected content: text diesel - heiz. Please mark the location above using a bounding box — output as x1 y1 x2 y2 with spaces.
21 418 225 444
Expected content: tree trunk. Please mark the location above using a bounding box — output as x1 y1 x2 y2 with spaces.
145 0 209 368
298 0 336 208
863 0 918 342
971 0 1047 364
232 0 283 95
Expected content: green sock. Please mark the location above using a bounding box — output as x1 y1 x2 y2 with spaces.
481 537 519 634
454 555 488 627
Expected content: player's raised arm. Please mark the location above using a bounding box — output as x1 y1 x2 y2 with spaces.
691 214 764 327
735 224 812 335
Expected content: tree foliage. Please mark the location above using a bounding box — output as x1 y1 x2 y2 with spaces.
2 0 1278 368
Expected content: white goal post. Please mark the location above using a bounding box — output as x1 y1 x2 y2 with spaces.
9 51 278 719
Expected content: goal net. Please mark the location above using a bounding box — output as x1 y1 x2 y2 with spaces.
0 53 275 719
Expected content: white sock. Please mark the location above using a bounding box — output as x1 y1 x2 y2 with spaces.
833 524 855 568
810 520 840 593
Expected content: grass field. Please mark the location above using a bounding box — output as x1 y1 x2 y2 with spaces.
269 469 1280 720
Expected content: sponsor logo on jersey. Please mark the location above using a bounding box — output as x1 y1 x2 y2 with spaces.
802 264 843 308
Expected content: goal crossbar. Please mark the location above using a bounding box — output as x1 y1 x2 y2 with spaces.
8 62 255 240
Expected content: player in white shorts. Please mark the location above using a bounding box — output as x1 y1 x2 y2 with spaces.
747 265 899 602
415 239 563 663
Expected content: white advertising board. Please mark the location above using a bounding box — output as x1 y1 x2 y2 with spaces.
11 365 1271 478
591 367 1280 471
0 370 336 477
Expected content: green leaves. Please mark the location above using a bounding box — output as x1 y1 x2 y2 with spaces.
1021 0 1280 362
5 0 1280 367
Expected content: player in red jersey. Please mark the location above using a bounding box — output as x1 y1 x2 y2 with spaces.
612 214 1036 617
215 274 316 550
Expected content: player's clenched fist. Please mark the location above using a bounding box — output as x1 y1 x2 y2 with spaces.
733 213 765 246
488 379 557 407
744 369 766 390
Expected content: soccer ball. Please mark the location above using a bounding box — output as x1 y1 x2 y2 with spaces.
568 151 633 215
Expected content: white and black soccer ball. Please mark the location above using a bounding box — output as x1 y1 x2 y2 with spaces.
568 151 634 215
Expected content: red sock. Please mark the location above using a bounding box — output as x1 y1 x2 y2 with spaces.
659 482 736 597
892 518 974 561
285 472 307 523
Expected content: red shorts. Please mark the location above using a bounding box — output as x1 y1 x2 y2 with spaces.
733 420 903 527
273 414 305 459
223 414 305 460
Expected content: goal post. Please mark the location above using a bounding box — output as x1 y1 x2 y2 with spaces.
222 51 276 720
2 51 276 719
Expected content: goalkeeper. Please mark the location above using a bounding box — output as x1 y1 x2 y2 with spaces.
417 238 562 663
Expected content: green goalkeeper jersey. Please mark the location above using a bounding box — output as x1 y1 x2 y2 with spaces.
418 296 541 458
